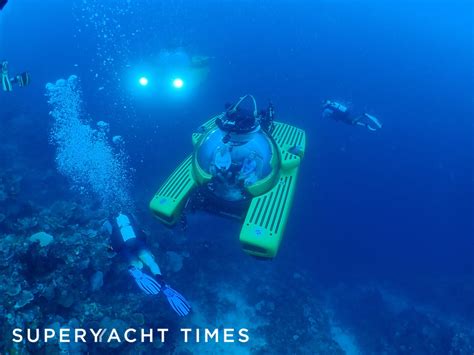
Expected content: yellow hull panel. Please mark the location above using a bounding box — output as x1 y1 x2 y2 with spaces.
272 121 306 170
240 169 299 258
150 119 306 259
240 122 305 258
149 156 196 226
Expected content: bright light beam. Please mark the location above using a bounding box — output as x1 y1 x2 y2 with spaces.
139 77 149 86
172 78 184 89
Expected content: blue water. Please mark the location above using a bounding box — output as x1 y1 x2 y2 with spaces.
1 0 473 353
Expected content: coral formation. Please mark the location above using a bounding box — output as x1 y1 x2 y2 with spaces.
29 232 54 247
0 159 473 354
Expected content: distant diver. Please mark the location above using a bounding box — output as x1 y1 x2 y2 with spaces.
103 213 191 316
2 61 31 92
0 0 7 11
322 100 382 131
190 55 213 69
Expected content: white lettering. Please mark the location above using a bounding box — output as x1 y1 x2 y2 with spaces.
59 328 70 343
10 327 250 345
224 328 235 343
157 328 168 342
44 329 55 343
98 329 107 342
124 329 136 343
75 329 87 343
12 328 23 343
181 328 192 343
141 328 153 342
107 329 121 343
89 328 102 342
239 328 249 343
27 329 40 343
205 329 219 343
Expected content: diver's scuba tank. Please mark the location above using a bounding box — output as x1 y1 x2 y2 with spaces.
116 214 137 242
325 100 348 114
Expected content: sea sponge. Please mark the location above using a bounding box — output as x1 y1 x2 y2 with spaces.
14 290 34 309
29 232 54 247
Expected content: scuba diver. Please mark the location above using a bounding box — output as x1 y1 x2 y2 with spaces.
2 61 31 92
103 213 191 316
322 100 382 131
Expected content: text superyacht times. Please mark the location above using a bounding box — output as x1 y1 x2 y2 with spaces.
12 328 250 344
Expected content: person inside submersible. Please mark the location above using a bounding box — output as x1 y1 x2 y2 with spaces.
186 95 277 220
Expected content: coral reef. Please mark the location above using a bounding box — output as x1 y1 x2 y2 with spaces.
0 174 472 354
0 184 346 353
1 80 471 353
327 284 474 355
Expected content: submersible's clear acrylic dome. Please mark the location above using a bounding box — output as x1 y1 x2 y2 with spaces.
196 127 274 200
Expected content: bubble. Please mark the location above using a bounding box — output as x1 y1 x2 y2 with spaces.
46 75 134 212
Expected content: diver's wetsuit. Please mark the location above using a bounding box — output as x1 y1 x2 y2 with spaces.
105 214 192 316
328 107 355 125
324 102 382 131
2 61 31 92
109 216 147 263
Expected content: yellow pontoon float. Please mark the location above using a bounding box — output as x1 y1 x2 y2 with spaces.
150 95 306 259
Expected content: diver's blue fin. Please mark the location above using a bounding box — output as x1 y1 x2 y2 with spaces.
128 267 162 295
364 113 382 129
162 285 191 316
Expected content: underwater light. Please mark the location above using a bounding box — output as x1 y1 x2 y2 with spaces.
172 78 184 89
139 77 149 86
